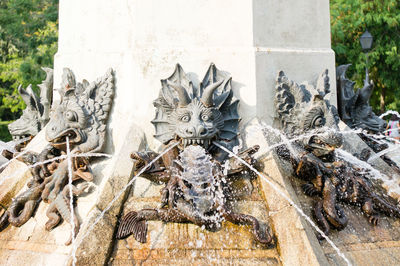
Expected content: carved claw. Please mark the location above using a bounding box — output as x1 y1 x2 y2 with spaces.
73 168 93 182
116 211 148 243
302 183 320 197
368 215 379 226
131 151 156 170
226 145 260 175
130 151 168 183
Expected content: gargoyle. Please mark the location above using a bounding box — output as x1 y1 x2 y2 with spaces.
336 64 386 133
117 64 272 245
336 64 398 173
274 70 400 236
1 68 53 161
0 68 114 245
8 67 53 143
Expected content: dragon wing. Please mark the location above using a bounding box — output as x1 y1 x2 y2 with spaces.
275 71 310 134
88 68 115 124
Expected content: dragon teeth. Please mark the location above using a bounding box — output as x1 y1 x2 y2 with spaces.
182 139 209 147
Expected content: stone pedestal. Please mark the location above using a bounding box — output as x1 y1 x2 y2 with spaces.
0 1 337 265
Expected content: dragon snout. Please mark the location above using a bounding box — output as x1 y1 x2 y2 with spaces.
322 130 343 148
184 125 207 137
179 124 215 148
306 129 343 154
8 118 38 138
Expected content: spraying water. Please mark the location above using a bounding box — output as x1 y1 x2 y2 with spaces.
213 141 353 266
336 148 400 196
66 137 77 266
69 141 180 263
379 110 400 119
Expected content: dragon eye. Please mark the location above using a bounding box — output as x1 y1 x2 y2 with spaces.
181 114 190 122
65 110 78 122
312 116 325 128
201 114 210 121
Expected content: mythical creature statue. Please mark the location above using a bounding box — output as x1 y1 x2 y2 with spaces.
8 67 53 142
0 68 115 245
274 70 400 236
1 68 53 160
116 64 272 245
336 64 386 133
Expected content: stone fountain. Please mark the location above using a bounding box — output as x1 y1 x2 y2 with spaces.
0 1 399 266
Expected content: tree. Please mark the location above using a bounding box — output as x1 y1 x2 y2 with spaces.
330 0 400 114
0 0 58 122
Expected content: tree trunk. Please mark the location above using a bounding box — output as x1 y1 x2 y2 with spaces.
380 86 386 113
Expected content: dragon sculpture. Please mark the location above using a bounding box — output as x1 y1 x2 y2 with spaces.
2 67 53 159
336 64 386 133
0 68 115 245
274 70 400 236
116 64 272 245
336 64 397 169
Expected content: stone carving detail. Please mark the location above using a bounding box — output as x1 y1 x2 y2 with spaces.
0 68 115 245
8 67 53 142
275 70 400 236
117 64 272 245
336 64 386 133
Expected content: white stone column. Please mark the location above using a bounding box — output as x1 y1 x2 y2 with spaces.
55 0 335 149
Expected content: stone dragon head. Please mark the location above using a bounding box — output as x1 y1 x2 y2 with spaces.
152 63 240 157
275 70 343 157
45 68 114 153
336 64 386 133
8 67 53 141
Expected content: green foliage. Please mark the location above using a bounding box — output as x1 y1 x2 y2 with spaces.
330 0 400 113
0 0 58 122
0 121 12 141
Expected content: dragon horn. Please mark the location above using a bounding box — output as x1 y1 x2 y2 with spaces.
200 79 224 107
166 80 191 107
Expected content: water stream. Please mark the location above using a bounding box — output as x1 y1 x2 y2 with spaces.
66 137 77 266
68 141 180 264
213 141 353 266
3 120 400 264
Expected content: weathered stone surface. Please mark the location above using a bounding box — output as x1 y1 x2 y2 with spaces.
243 119 329 266
70 123 146 266
0 160 32 207
0 130 49 208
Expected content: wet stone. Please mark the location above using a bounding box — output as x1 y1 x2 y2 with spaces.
110 173 280 265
